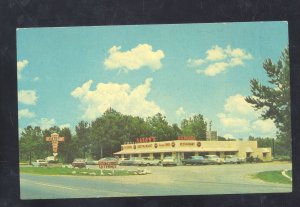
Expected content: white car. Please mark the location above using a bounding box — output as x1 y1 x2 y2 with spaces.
204 155 222 165
32 159 48 167
137 157 161 166
161 156 177 167
224 155 239 164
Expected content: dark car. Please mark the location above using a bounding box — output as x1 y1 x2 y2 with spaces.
182 156 206 165
72 158 86 168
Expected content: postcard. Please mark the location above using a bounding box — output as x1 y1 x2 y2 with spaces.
17 22 291 199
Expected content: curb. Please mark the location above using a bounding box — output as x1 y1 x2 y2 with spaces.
281 169 292 181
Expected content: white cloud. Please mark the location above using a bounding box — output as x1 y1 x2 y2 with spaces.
217 94 276 137
217 113 251 133
30 118 56 130
189 45 252 76
18 90 38 105
197 62 229 76
225 46 252 59
18 109 35 119
187 58 205 67
71 78 164 120
59 123 71 129
71 80 93 98
206 45 227 61
17 60 29 79
252 119 277 135
176 107 186 117
224 94 256 116
104 44 165 71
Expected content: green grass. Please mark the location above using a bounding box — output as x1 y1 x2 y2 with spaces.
253 170 292 184
286 170 292 178
20 166 134 176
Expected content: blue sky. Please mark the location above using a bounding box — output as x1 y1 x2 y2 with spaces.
17 22 288 139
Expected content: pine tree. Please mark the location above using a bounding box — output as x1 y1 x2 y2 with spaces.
245 48 291 157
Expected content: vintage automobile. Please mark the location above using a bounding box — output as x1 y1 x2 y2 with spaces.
119 157 140 166
161 156 177 167
98 157 118 168
136 157 161 166
182 156 206 165
45 156 57 163
72 158 86 168
204 155 223 165
85 159 98 165
32 159 48 167
224 155 241 164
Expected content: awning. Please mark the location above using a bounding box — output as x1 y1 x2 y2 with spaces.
261 148 270 153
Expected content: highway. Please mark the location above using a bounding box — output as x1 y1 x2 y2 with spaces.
20 162 292 199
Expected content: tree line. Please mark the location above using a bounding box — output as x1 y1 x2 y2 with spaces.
19 110 208 163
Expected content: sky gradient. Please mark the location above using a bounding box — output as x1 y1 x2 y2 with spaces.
17 22 289 139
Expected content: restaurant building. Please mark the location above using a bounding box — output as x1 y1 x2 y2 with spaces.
114 137 272 163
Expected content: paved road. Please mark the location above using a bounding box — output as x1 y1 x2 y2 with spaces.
20 162 292 199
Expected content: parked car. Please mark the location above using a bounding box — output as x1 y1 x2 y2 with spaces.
98 157 118 168
161 156 177 167
182 156 206 165
224 155 239 164
98 157 118 165
119 157 140 166
204 155 222 165
85 159 98 165
45 156 57 163
32 159 48 167
136 157 161 166
72 158 86 168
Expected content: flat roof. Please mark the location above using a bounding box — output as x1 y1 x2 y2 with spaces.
114 148 239 155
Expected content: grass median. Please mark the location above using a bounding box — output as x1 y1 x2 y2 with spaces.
20 166 136 176
253 170 292 184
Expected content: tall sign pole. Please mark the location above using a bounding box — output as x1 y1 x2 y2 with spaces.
46 133 64 159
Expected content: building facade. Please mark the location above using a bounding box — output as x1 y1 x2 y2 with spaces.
114 139 272 163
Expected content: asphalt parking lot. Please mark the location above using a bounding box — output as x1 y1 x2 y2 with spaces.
20 162 292 199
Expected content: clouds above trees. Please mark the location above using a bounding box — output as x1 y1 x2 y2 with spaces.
104 44 165 72
217 94 276 137
187 45 252 76
71 78 164 120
